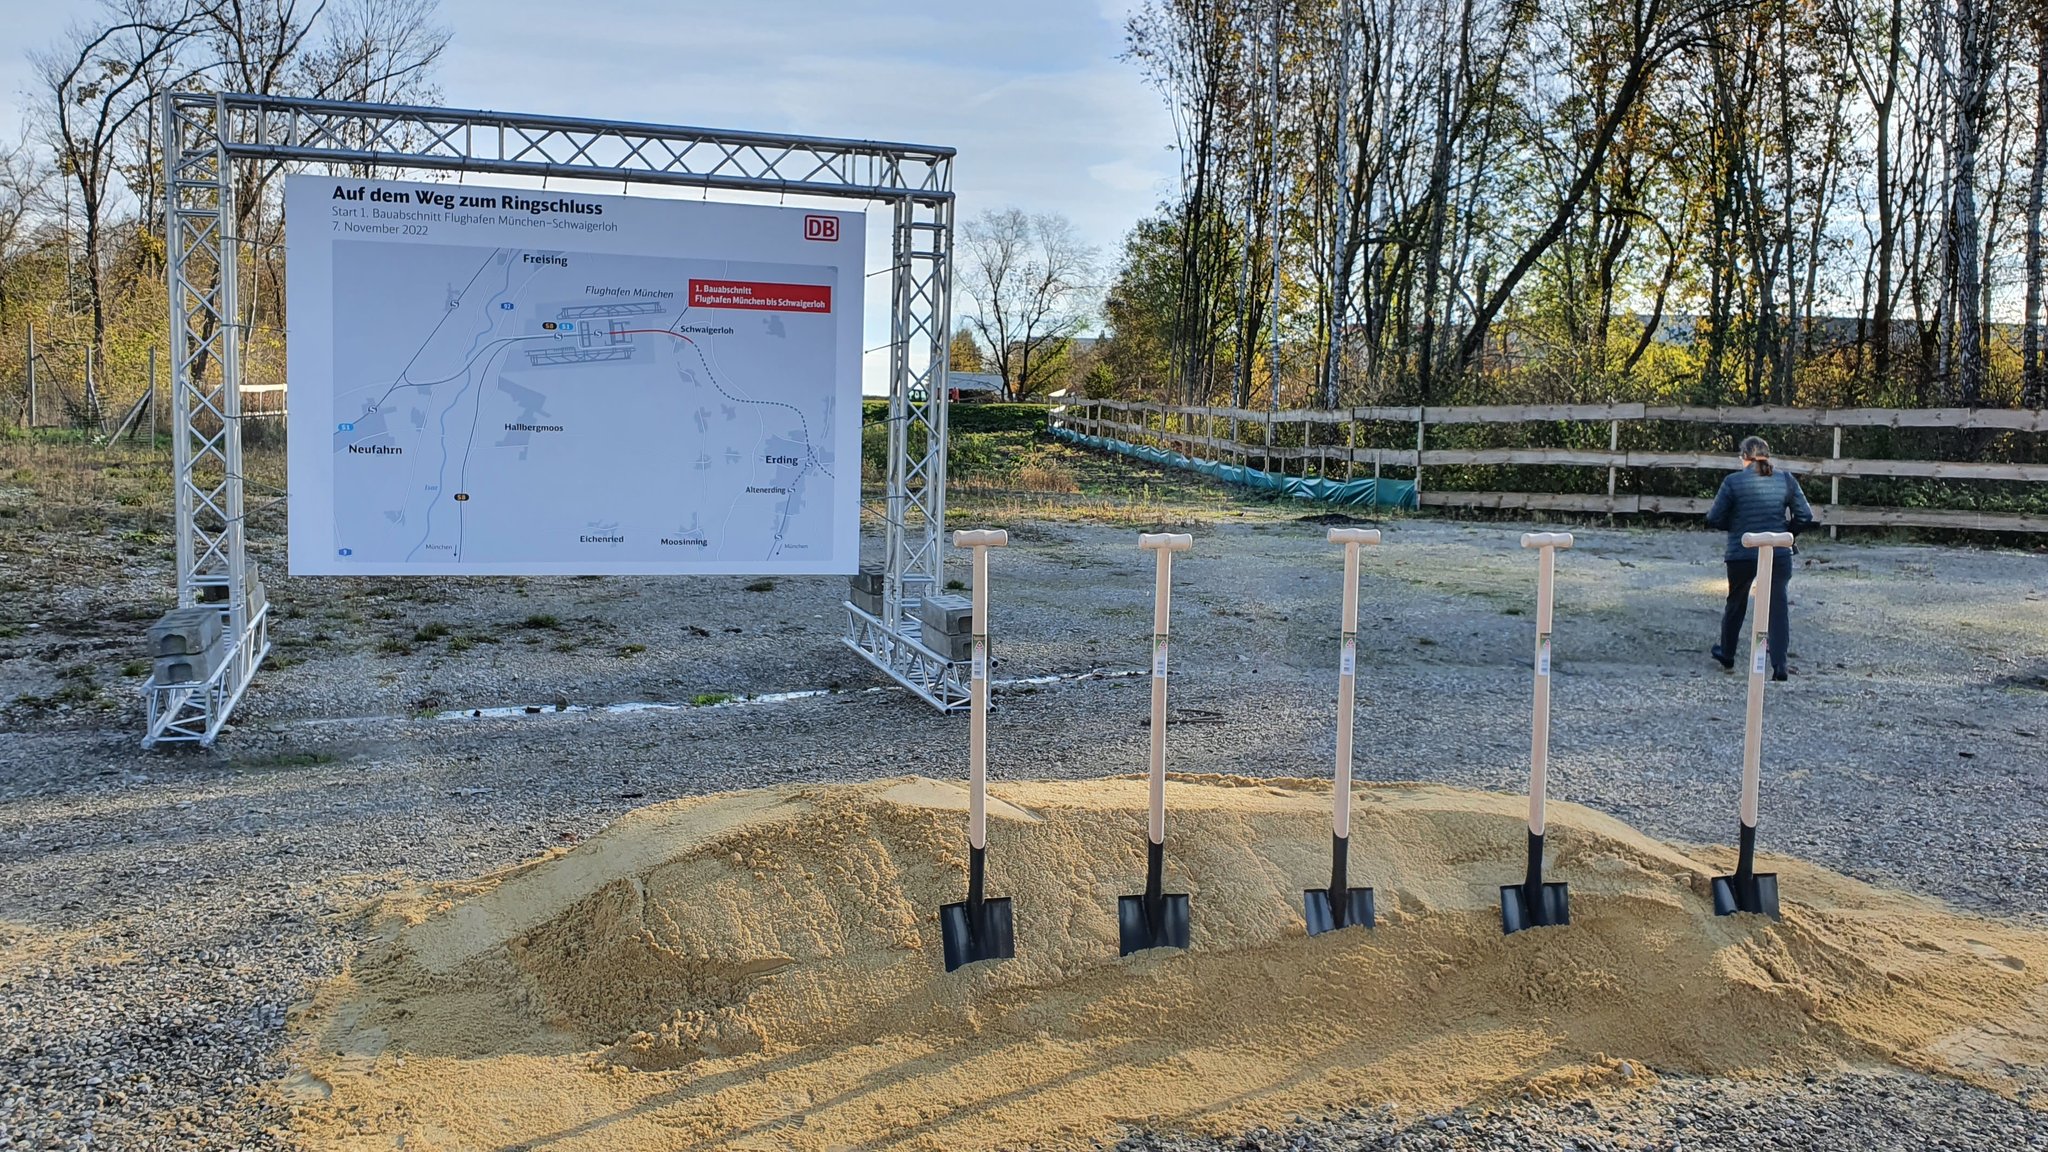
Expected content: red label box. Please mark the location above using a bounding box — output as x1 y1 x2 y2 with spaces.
688 280 833 313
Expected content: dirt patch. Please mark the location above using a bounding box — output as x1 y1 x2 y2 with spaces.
288 775 2048 1151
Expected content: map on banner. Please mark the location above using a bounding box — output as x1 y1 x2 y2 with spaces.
284 176 863 575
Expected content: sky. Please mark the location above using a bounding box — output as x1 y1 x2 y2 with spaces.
0 0 1180 390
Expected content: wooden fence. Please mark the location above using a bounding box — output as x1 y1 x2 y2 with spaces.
1049 399 2048 534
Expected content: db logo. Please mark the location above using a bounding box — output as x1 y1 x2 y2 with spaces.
804 214 840 242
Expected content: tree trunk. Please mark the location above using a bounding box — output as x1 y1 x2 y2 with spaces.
1950 0 1988 407
2024 19 2047 408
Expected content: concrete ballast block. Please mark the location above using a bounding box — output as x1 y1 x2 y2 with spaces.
915 593 974 638
154 643 225 686
148 607 224 657
849 566 885 596
922 628 973 662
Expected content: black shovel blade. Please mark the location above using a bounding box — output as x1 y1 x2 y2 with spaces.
939 896 1015 972
1116 892 1191 955
1302 887 1375 936
1711 872 1780 919
1500 881 1571 935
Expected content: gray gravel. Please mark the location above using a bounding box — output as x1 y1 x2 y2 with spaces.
1 513 2045 1149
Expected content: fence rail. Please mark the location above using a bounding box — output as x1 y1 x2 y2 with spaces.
1051 399 2048 535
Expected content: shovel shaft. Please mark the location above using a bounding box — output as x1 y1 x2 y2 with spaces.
953 529 1008 852
1327 528 1379 841
1148 546 1174 845
1738 534 1788 830
1335 543 1361 840
1527 542 1561 836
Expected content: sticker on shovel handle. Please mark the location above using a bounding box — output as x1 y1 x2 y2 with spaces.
1339 637 1356 677
1537 637 1552 677
1752 646 1768 676
972 636 988 681
1152 637 1169 679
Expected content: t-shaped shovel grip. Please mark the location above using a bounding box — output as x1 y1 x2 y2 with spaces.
1327 527 1381 839
1519 532 1572 836
1138 532 1192 846
952 529 1009 851
1736 531 1792 828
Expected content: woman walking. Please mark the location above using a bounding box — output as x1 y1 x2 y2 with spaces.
1705 436 1814 680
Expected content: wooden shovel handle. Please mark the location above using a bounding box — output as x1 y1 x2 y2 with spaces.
1143 534 1189 844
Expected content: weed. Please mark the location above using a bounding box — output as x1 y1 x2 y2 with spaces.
522 613 561 630
617 643 647 657
691 692 734 707
121 660 149 677
377 636 414 656
51 669 99 704
448 636 473 653
743 579 775 593
945 579 965 590
414 621 452 642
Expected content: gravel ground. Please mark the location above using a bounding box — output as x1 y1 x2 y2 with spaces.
2 510 2046 1150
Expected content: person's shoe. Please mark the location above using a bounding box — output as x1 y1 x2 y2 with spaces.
1710 645 1734 671
1771 668 1789 682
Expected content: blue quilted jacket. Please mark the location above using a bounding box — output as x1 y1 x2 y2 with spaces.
1704 465 1814 561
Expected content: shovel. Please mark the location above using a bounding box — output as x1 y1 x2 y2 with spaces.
940 528 1016 972
1502 531 1573 935
1713 530 1791 919
1119 532 1195 955
1305 527 1381 936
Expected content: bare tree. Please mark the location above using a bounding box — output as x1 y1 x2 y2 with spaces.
1453 0 1734 378
959 209 1100 401
0 143 53 337
34 0 199 361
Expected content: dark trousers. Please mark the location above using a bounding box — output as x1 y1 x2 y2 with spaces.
1720 555 1791 674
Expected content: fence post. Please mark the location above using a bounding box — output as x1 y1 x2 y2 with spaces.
1414 409 1427 501
1347 417 1357 481
1263 408 1273 472
1829 424 1842 540
148 347 158 448
1607 419 1620 517
24 323 34 430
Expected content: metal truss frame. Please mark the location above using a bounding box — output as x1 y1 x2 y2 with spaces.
147 91 959 746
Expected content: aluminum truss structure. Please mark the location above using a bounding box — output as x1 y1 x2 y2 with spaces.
146 91 962 746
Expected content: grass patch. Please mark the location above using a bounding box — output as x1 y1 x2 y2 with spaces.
521 614 561 630
743 579 775 593
414 621 452 642
377 636 414 656
691 692 735 707
617 643 647 657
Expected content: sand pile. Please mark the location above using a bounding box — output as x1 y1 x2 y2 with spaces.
288 776 2048 1150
